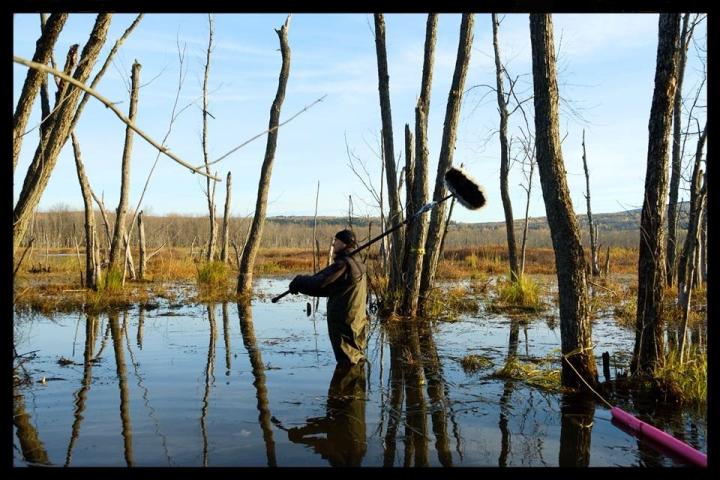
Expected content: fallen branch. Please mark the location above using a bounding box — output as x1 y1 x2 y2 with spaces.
13 236 35 277
146 241 168 261
13 55 221 182
588 280 616 296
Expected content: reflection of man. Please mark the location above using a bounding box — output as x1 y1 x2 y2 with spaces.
287 362 367 466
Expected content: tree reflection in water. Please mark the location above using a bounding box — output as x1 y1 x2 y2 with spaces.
558 391 595 467
382 319 455 467
237 301 277 467
109 310 134 466
64 313 98 466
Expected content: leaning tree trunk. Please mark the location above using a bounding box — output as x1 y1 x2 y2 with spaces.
13 13 68 173
581 130 600 276
401 13 437 318
492 13 519 282
666 13 691 287
418 13 474 315
13 14 112 252
109 61 141 269
373 13 404 298
631 14 681 376
70 133 101 290
237 16 291 296
530 13 598 388
220 172 232 263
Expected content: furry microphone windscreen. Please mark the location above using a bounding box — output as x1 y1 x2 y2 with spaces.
444 166 487 210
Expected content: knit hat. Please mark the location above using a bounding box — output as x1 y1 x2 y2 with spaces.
334 229 357 248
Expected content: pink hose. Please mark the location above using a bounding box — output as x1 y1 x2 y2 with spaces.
611 406 707 467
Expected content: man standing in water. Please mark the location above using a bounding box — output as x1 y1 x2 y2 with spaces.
288 229 368 366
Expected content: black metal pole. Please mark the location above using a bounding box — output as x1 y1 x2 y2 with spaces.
271 193 454 303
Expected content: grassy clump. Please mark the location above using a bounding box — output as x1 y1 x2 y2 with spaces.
488 275 544 313
101 267 124 293
491 355 563 393
423 285 480 321
460 354 494 373
196 261 229 287
654 346 706 408
613 295 637 328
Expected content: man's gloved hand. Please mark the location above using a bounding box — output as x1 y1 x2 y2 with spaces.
288 427 302 442
288 276 300 294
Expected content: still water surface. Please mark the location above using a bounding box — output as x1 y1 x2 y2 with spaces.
13 278 706 467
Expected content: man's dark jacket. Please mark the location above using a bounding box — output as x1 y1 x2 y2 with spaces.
290 251 368 365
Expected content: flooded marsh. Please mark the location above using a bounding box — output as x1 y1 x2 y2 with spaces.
13 278 706 467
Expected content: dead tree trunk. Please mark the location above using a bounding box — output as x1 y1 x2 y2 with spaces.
520 149 535 276
237 16 291 296
581 130 600 276
401 13 437 318
666 13 691 287
13 14 112 252
530 13 598 388
109 61 141 270
678 149 706 363
203 15 218 263
603 245 611 277
38 15 56 141
220 172 232 263
677 122 707 307
138 211 146 281
13 13 68 172
313 180 320 273
700 202 707 284
70 133 101 290
492 13 520 282
632 14 681 376
400 123 416 286
90 191 112 262
123 232 136 281
373 13 404 296
418 13 474 315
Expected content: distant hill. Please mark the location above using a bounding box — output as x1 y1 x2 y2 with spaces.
266 202 691 249
269 202 691 232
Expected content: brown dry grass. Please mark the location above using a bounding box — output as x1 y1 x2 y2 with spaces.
13 244 643 314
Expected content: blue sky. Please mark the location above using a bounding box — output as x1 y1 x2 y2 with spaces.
13 13 707 224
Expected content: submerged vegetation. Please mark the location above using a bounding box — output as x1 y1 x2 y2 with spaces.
491 354 564 394
460 354 494 373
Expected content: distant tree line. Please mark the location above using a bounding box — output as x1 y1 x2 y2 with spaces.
20 208 689 251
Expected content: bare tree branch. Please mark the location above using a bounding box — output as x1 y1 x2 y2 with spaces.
13 55 221 182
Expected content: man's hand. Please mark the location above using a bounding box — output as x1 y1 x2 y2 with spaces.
288 276 300 294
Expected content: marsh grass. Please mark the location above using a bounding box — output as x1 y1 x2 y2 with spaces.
613 295 637 328
487 275 546 313
491 354 563 393
14 245 642 315
194 261 237 303
197 261 229 287
460 354 494 373
101 267 124 293
423 285 480 321
653 346 707 408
